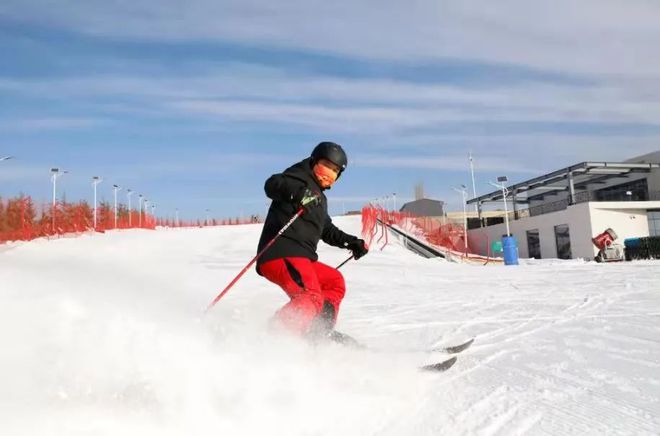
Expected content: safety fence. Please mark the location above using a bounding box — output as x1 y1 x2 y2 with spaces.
361 205 500 264
0 195 259 244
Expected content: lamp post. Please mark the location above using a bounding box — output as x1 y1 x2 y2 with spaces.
452 185 469 255
92 176 102 229
392 193 397 211
50 168 68 231
469 151 478 214
489 175 518 266
144 199 149 227
112 184 121 228
489 176 510 237
138 194 143 228
126 189 133 226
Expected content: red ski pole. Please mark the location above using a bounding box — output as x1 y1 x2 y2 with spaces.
205 208 305 313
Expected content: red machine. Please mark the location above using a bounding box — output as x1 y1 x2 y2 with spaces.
592 228 624 262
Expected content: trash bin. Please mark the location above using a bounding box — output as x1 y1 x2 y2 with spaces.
502 236 519 266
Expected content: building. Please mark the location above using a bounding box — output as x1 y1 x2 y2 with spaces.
400 198 445 217
445 210 507 229
466 151 660 260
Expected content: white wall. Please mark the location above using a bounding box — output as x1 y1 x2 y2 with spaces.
589 202 654 242
467 201 660 260
468 202 593 260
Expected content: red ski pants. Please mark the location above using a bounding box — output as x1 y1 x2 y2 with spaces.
259 257 346 335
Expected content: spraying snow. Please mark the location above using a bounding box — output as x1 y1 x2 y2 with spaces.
1 216 659 435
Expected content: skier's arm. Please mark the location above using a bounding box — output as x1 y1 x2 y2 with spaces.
321 215 358 248
264 173 306 203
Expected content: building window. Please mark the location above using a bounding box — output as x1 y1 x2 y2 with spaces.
649 210 660 237
554 224 572 259
526 229 541 259
595 179 649 202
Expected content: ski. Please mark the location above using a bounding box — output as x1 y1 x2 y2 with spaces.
324 331 470 372
420 356 457 372
429 337 474 354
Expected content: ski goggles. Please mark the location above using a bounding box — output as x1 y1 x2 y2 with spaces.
313 162 339 188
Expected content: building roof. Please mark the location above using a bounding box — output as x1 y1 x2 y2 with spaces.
467 161 660 205
400 198 445 216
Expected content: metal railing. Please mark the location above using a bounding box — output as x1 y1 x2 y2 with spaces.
480 190 660 228
528 199 570 217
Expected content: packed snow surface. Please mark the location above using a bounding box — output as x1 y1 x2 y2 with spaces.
1 216 659 435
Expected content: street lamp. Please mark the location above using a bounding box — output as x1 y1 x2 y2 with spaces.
469 151 478 214
490 176 519 266
144 199 149 225
452 184 469 254
138 195 144 227
112 184 121 228
392 193 397 211
489 176 511 237
92 176 102 229
51 168 68 231
126 189 133 226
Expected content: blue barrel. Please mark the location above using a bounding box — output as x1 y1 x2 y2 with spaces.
502 236 519 266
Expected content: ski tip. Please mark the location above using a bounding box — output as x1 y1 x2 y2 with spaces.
447 337 475 353
420 356 457 372
434 337 475 354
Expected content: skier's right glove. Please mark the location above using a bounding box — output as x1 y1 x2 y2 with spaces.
346 238 369 260
293 187 321 212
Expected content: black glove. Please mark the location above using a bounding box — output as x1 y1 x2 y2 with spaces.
293 187 320 211
346 238 369 260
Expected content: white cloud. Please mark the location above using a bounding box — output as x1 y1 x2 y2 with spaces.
3 68 659 175
4 63 660 132
2 0 660 77
3 2 660 180
353 154 543 175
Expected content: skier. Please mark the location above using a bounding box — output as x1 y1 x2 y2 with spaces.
256 142 368 343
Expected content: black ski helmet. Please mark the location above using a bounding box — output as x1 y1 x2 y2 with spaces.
311 141 347 175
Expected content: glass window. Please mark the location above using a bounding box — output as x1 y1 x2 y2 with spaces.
649 211 660 237
595 179 649 202
526 229 541 259
554 224 572 259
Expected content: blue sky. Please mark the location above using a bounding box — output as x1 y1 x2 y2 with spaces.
2 0 660 220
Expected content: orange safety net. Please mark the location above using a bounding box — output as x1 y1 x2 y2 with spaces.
0 195 262 244
361 205 494 262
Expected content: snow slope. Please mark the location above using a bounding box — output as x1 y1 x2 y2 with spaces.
1 216 659 435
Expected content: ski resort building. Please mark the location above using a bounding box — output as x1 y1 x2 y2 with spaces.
399 198 445 218
466 151 660 260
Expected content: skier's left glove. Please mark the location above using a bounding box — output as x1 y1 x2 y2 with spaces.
346 238 369 260
293 187 321 212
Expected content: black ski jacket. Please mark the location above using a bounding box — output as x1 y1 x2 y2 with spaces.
256 158 357 271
